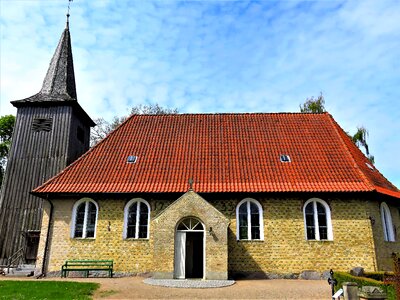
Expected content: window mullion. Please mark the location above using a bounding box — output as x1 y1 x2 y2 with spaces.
247 201 251 240
82 201 88 238
383 207 389 241
313 201 320 240
146 204 149 239
135 202 141 239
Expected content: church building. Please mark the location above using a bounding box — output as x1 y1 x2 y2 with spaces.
2 20 400 279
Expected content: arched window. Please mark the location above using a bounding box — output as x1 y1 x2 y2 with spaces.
303 198 333 241
123 199 150 239
71 198 98 239
381 202 395 242
236 198 264 240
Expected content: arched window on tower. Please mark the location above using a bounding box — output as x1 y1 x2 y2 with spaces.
236 198 264 240
381 202 395 242
303 198 333 241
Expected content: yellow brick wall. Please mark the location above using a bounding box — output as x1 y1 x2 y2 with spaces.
213 197 379 274
367 201 400 270
43 198 167 273
38 194 400 275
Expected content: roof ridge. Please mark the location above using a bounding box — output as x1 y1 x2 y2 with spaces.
326 114 377 192
128 112 329 116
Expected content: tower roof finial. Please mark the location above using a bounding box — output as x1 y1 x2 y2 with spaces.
66 0 73 29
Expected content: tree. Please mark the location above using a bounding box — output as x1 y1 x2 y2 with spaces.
299 93 326 113
90 115 130 146
130 103 178 115
90 104 179 146
0 115 16 187
352 126 375 164
300 94 374 164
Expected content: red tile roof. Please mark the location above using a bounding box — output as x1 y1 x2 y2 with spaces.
33 113 400 198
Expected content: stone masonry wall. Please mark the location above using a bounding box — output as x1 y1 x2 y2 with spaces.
40 197 172 274
211 196 381 275
152 191 229 279
367 200 400 271
37 193 399 276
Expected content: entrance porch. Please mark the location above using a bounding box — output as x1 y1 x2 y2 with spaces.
152 191 229 280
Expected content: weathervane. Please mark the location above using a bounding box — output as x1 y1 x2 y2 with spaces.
66 0 73 28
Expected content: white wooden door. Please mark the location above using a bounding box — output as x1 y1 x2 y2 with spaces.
174 231 186 279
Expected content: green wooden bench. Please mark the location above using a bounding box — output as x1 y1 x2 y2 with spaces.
61 260 113 278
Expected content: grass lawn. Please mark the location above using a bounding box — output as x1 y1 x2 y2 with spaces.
0 280 100 300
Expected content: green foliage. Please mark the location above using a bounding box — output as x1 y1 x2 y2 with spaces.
299 93 326 113
90 104 178 146
334 271 396 300
0 280 99 300
364 271 394 282
352 126 375 164
0 114 16 187
0 115 15 141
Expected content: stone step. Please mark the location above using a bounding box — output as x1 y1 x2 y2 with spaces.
1 264 35 277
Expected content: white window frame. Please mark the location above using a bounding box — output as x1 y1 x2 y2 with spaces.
381 202 395 242
303 198 333 241
236 198 264 241
123 198 150 239
70 198 99 239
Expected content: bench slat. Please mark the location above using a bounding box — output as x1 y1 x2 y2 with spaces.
64 263 112 266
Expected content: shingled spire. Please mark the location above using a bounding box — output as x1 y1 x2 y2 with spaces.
12 19 77 104
40 21 77 100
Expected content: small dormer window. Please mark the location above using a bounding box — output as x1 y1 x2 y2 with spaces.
127 156 138 163
280 155 291 163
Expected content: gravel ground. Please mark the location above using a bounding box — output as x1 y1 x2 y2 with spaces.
143 278 235 288
1 276 332 299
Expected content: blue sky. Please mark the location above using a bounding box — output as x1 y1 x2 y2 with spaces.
1 0 399 188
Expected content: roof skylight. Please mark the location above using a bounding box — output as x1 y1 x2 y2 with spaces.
127 156 138 163
280 155 291 163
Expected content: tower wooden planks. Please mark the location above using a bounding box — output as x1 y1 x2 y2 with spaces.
0 23 94 265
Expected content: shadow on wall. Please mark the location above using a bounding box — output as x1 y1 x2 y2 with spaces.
227 227 270 280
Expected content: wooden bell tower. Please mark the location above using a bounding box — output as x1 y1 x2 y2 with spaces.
0 19 95 265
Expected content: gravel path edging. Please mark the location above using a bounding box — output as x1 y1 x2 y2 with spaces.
143 278 235 288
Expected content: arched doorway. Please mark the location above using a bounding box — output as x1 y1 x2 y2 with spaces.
174 217 205 279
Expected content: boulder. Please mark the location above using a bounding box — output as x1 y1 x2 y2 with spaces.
299 270 321 280
350 267 364 277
